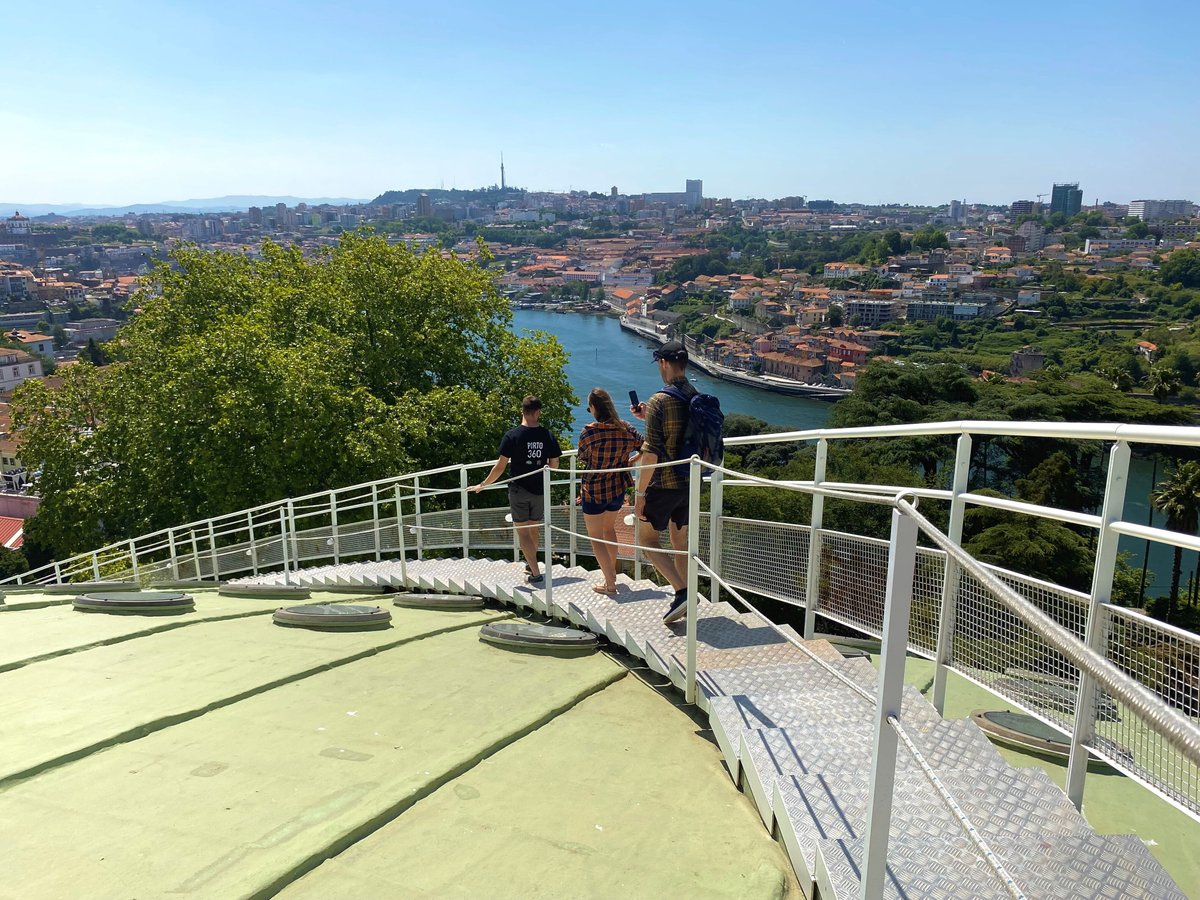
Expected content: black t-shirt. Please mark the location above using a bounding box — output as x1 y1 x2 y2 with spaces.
499 424 562 494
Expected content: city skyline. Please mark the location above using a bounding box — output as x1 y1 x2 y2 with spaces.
7 0 1199 205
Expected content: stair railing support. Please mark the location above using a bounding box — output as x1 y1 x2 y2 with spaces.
459 467 470 559
413 475 424 561
190 530 201 581
207 521 219 582
167 528 179 580
247 512 258 575
568 455 578 568
543 465 554 618
394 483 408 587
685 456 702 704
632 460 642 581
932 432 972 714
329 491 340 565
1066 440 1130 810
278 506 291 584
803 437 828 639
860 504 918 900
286 500 299 572
708 468 723 604
372 485 382 561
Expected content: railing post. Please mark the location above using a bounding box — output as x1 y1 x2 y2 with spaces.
413 475 424 561
1066 440 1130 810
394 483 408 587
191 530 201 581
803 437 828 639
92 553 101 580
207 521 218 581
372 485 382 561
932 432 972 714
459 467 470 559
52 561 62 583
167 528 179 580
128 539 139 582
685 456 702 704
278 506 291 584
708 468 723 604
542 465 554 618
287 499 299 569
247 512 258 575
329 491 340 564
632 460 642 581
568 455 578 568
861 505 919 900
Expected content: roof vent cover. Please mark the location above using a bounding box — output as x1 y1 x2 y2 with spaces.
74 591 195 615
479 622 599 655
273 604 391 630
220 583 311 600
394 593 485 611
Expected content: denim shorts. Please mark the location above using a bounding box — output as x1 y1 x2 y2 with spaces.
581 495 623 516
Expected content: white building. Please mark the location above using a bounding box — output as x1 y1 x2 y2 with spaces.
1128 200 1195 221
0 349 42 391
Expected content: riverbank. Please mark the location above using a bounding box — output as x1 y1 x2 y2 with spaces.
618 315 850 400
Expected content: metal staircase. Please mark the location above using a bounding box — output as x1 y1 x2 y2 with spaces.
236 554 1186 899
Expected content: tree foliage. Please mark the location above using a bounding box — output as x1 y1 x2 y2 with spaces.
14 234 574 558
1151 461 1200 621
1160 250 1200 290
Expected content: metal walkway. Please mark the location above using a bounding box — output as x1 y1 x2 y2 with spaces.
241 556 1185 899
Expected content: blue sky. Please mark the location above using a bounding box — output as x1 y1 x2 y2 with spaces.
7 0 1199 205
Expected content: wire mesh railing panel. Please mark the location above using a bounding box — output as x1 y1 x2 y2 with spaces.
334 520 379 559
948 569 1089 731
910 547 947 657
717 517 809 607
415 509 463 551
819 529 891 634
1098 606 1200 816
467 507 514 551
293 526 335 565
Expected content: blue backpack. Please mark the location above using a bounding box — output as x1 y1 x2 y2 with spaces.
657 385 725 479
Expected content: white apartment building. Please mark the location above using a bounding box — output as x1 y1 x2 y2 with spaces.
1128 200 1195 221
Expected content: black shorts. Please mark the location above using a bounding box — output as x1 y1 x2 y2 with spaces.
641 486 689 532
508 484 545 523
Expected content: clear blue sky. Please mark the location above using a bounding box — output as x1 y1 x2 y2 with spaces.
7 0 1198 205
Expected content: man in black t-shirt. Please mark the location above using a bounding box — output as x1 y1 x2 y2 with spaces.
473 395 562 583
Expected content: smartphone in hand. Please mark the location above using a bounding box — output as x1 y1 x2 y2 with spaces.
628 390 639 408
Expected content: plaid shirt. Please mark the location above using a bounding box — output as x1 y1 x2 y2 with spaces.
641 377 697 490
578 420 643 506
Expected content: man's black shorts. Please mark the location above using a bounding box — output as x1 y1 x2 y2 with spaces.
641 486 689 531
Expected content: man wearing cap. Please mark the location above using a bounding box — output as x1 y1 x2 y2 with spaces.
473 395 562 584
630 340 697 624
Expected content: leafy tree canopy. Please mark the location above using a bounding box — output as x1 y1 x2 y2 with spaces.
1160 249 1200 290
14 234 574 558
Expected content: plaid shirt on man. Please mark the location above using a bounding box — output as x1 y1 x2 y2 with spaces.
578 420 644 506
641 377 697 490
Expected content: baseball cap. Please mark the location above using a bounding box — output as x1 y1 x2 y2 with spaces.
653 340 688 362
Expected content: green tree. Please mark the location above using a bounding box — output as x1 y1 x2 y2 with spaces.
14 234 574 558
1159 249 1200 289
1124 221 1151 239
1143 365 1181 402
1151 461 1200 622
51 325 69 350
826 304 844 327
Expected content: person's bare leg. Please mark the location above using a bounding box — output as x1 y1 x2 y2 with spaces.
599 510 622 588
584 513 615 589
517 522 541 576
637 517 685 591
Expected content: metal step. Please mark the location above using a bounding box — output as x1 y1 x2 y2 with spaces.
696 656 881 713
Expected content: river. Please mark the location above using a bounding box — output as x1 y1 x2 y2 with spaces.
512 309 1183 594
512 308 832 438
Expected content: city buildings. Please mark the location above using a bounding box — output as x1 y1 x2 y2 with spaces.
1050 183 1083 218
1128 199 1196 221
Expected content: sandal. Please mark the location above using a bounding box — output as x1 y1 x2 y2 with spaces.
592 584 618 595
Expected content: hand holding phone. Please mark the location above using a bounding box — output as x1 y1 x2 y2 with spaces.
628 390 639 408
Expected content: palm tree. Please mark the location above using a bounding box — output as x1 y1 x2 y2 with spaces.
1143 365 1181 402
1151 461 1200 621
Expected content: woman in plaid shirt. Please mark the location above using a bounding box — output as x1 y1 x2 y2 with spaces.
578 388 643 594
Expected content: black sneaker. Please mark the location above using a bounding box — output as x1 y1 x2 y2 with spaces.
662 590 688 625
527 572 544 586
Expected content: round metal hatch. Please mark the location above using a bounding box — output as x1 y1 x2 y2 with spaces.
220 583 312 600
394 593 485 611
479 621 599 655
46 581 141 594
273 604 391 630
74 591 195 614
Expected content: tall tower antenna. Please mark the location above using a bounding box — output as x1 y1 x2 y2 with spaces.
501 153 506 191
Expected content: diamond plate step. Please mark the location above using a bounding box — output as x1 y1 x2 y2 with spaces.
709 684 938 783
696 656 881 713
740 719 1008 830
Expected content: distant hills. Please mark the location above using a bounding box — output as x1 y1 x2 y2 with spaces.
1 196 369 218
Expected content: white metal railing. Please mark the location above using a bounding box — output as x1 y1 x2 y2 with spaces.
12 420 1200 896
